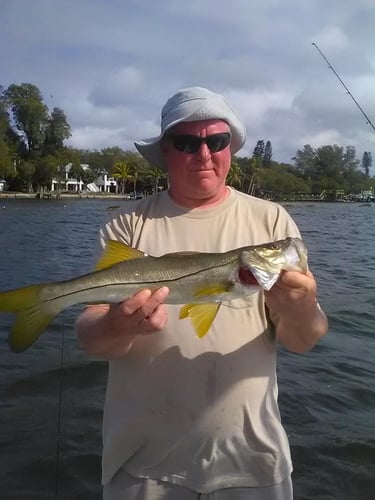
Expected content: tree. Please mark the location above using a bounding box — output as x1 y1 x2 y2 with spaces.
263 140 272 167
142 165 166 194
362 151 372 177
252 140 265 159
292 144 317 177
0 142 15 180
246 156 263 195
0 86 18 180
112 160 133 194
17 160 35 193
33 155 59 190
44 107 71 154
258 167 310 199
292 143 365 195
81 167 96 185
227 161 245 189
69 161 84 181
101 147 126 173
5 83 49 153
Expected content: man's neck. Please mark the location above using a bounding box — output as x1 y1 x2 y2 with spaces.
168 186 230 209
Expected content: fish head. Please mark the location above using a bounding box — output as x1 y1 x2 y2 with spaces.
239 237 308 291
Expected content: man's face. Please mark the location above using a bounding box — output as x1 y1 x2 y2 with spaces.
162 119 232 206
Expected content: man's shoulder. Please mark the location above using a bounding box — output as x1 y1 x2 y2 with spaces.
113 192 166 218
233 189 285 213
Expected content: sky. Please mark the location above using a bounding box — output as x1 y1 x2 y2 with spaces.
1 0 375 170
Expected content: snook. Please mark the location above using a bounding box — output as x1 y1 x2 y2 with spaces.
0 237 307 352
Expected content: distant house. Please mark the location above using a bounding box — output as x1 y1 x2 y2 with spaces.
358 187 375 202
0 180 6 192
94 173 118 193
51 164 121 193
51 163 90 192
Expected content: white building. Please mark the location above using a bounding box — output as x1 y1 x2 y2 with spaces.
51 163 91 192
94 173 118 193
51 164 121 193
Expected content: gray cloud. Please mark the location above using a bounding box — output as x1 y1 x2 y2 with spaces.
1 0 374 168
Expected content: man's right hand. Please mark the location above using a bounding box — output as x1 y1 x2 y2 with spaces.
75 287 170 359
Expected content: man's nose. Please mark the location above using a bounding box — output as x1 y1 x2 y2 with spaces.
196 142 211 160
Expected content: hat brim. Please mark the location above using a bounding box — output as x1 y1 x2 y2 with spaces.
134 135 167 171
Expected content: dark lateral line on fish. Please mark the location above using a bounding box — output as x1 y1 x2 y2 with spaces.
42 259 238 304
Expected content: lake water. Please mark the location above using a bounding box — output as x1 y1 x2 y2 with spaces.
0 199 374 500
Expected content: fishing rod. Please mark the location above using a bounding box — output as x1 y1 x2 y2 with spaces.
312 42 375 132
55 317 66 499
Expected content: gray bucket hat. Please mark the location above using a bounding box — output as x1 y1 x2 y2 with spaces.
134 86 246 170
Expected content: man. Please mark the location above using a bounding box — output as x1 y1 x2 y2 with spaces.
76 87 328 499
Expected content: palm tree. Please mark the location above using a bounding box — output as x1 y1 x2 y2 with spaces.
112 160 133 194
143 165 167 194
227 161 245 190
246 157 262 195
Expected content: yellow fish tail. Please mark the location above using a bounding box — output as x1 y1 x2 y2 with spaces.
0 285 56 352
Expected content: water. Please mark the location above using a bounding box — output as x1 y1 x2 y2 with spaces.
0 199 374 500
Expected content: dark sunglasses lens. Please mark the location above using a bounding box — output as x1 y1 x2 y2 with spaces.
206 133 231 152
169 133 231 154
172 136 201 153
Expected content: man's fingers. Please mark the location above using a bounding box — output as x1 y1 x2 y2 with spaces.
138 304 169 334
121 287 169 317
141 287 170 317
120 289 152 315
277 270 314 289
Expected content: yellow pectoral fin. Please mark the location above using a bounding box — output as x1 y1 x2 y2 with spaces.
179 303 221 338
95 240 145 270
193 284 229 298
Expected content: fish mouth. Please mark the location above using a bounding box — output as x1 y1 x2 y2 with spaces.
238 267 259 286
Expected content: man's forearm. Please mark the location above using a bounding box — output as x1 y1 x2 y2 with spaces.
276 303 328 353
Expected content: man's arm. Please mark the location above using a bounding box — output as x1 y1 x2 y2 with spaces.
75 287 169 360
264 270 328 353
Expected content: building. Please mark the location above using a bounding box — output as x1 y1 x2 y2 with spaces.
94 173 118 193
51 163 91 192
51 164 121 193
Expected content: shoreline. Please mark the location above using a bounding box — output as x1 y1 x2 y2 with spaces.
0 192 134 200
0 192 371 204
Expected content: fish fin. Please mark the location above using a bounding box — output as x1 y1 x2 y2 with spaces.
179 303 221 338
95 240 145 270
193 284 230 298
0 285 56 352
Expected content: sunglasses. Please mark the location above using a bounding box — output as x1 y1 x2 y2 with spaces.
167 132 231 154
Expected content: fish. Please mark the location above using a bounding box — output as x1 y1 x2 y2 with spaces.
0 237 308 352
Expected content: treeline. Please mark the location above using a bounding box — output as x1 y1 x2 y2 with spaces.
231 142 374 200
0 83 373 197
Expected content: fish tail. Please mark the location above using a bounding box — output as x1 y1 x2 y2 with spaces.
0 285 56 352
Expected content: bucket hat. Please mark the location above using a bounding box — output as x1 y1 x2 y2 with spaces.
134 86 246 169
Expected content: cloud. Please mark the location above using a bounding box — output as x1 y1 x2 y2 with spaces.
1 0 374 167
312 26 350 52
89 66 146 107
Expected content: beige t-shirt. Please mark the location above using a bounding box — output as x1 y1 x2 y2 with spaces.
100 188 301 492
